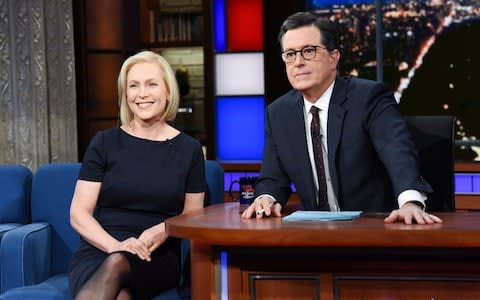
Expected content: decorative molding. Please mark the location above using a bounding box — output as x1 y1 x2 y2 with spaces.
0 0 77 170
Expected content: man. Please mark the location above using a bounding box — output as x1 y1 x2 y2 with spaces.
242 12 442 225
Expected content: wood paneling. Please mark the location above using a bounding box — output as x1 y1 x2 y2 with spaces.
85 0 123 49
86 54 123 117
454 162 480 210
87 119 118 141
456 194 480 211
74 0 138 158
336 278 480 300
250 276 320 300
455 161 480 172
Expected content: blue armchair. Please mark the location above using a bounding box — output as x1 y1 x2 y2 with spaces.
0 163 81 299
0 160 224 300
0 164 32 234
0 165 32 293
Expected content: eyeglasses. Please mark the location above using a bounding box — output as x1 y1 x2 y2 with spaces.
281 45 328 64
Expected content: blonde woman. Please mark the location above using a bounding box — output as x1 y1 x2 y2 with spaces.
68 51 205 300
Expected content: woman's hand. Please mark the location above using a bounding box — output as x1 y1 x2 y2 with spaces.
138 222 168 254
114 237 153 261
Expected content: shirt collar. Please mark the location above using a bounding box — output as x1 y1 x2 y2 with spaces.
303 80 335 113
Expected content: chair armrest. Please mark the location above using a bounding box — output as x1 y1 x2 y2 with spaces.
0 222 52 293
0 224 22 239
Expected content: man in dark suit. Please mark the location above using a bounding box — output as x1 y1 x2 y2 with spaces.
242 12 442 224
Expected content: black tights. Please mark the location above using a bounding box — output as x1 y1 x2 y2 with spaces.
75 253 132 300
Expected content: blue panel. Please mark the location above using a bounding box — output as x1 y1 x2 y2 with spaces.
226 173 480 195
473 175 480 193
455 174 473 193
223 172 232 191
223 172 296 194
228 172 244 192
213 0 226 52
216 96 265 162
291 183 296 193
220 251 228 299
224 172 260 193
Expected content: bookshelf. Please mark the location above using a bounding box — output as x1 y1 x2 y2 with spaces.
138 0 213 157
140 0 204 47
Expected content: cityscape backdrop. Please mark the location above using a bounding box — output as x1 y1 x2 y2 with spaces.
306 0 480 160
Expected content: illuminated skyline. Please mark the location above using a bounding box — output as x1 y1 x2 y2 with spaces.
308 0 480 160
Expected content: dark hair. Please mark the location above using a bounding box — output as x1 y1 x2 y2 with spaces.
278 12 338 52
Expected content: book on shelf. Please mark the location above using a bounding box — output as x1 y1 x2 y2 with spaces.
148 10 155 43
148 12 202 43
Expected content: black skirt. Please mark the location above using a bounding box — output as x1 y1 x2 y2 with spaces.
68 234 181 300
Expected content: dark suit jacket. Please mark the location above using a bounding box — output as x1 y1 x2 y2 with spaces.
255 76 432 212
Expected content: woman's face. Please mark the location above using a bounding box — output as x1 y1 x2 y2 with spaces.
126 62 169 123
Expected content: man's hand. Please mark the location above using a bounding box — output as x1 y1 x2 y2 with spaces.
241 196 282 219
384 201 443 224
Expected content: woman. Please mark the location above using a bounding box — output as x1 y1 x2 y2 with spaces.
68 50 205 300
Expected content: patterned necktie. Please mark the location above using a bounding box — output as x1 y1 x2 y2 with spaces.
310 106 330 210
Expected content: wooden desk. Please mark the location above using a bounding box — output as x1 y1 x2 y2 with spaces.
166 203 480 300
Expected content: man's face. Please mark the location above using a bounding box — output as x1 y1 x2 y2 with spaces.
282 25 339 101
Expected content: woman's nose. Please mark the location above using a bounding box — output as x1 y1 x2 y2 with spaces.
138 85 146 97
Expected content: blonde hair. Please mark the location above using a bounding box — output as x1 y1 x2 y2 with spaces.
117 50 180 125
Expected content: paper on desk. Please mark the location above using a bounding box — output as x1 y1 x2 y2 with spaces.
282 211 363 221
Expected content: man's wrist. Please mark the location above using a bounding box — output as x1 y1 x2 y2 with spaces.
255 194 277 204
403 200 425 211
397 190 426 210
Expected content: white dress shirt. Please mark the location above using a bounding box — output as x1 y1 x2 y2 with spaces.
303 82 340 211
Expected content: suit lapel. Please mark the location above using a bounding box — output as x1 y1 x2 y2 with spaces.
327 76 348 200
289 94 317 209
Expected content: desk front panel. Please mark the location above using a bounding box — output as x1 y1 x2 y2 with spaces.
227 247 480 299
167 203 480 299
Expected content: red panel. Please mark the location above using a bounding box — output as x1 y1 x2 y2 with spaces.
227 0 263 51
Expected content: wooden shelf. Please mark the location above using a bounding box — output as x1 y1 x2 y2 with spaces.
222 163 261 172
455 161 480 172
456 194 480 211
139 0 203 45
140 41 204 49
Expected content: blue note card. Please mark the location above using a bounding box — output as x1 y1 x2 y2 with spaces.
282 211 363 221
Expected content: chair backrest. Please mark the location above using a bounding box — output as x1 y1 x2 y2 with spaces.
404 116 455 212
31 163 81 275
179 160 224 288
204 160 224 206
0 165 32 224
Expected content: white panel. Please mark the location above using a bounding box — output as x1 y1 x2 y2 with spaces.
215 53 264 95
